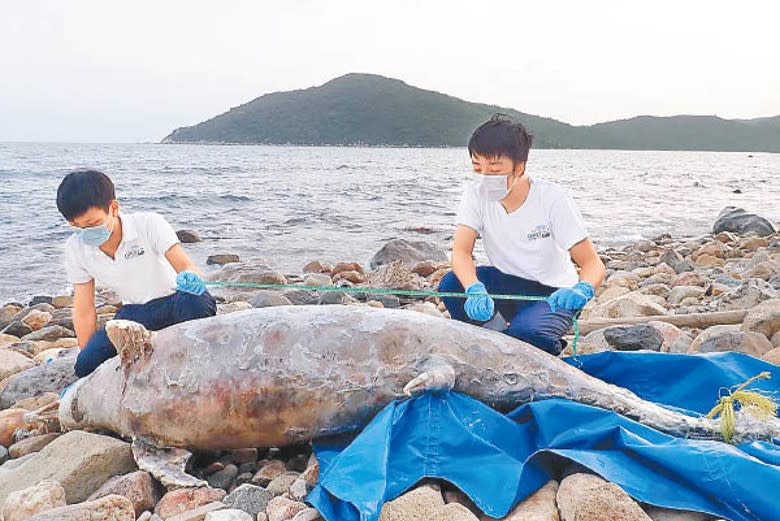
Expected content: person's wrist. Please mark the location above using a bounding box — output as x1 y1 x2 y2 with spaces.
574 281 595 299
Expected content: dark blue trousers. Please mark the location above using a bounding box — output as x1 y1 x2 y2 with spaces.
439 266 575 355
74 290 217 377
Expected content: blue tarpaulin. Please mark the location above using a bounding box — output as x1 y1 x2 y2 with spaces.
307 352 780 521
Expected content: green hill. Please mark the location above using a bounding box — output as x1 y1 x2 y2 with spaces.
163 74 780 152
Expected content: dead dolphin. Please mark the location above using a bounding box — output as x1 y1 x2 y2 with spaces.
59 305 780 487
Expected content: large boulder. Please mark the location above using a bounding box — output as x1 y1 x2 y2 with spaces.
25 494 134 521
0 350 78 409
370 239 447 270
742 299 780 340
712 207 776 237
688 325 774 357
0 431 136 505
1 480 66 521
557 473 651 521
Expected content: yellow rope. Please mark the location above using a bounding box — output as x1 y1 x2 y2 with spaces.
706 371 777 443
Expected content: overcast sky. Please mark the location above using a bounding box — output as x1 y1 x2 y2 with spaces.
1 0 778 142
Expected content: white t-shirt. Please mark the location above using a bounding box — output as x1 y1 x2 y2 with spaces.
456 177 588 288
64 212 179 305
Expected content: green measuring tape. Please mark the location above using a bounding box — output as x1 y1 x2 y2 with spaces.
205 280 581 356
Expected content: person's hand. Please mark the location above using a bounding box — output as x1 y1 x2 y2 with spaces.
548 281 595 313
176 271 206 296
464 282 495 322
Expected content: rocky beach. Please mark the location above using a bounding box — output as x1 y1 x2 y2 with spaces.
0 206 778 521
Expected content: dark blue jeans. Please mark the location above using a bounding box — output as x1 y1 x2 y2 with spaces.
439 266 575 355
74 290 217 377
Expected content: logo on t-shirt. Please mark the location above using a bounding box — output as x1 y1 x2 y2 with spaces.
527 224 551 241
124 245 146 260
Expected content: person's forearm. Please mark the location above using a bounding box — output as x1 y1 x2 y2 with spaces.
578 258 606 289
73 310 97 348
452 250 479 289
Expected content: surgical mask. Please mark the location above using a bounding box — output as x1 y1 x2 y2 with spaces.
79 220 112 246
468 172 515 202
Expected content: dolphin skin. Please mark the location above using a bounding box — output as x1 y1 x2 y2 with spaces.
59 305 779 486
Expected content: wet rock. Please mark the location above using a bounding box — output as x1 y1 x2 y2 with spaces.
0 350 78 409
25 494 134 520
266 471 299 496
208 254 240 266
557 473 651 521
644 507 709 521
497 480 559 520
0 349 35 381
0 431 136 505
250 291 293 309
668 286 706 305
370 238 447 270
712 207 776 236
21 325 75 342
266 496 307 521
1 480 66 521
88 471 161 516
21 310 52 331
688 325 774 357
8 433 59 459
223 484 273 517
156 488 227 519
588 292 667 319
604 325 663 351
302 261 333 274
176 230 202 243
716 279 779 311
208 464 239 490
303 274 332 286
742 299 780 340
2 321 32 338
205 509 253 521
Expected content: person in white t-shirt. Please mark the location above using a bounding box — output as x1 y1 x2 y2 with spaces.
439 114 606 354
56 169 216 377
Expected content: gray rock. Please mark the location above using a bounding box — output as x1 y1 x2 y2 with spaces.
769 274 780 291
1 322 32 338
176 229 202 243
266 472 299 496
0 350 78 409
369 238 447 270
249 291 293 309
742 299 780 339
0 431 136 505
29 296 53 306
282 289 320 306
716 278 779 311
712 207 776 236
668 286 706 305
223 484 273 516
208 254 240 266
603 325 664 351
49 308 74 330
366 294 402 309
0 446 7 465
673 259 696 273
659 250 684 268
208 464 239 491
318 292 358 305
20 325 75 342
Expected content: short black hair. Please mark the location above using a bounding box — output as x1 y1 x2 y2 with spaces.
468 113 533 163
56 169 116 221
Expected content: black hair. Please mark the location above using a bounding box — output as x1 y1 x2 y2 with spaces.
56 169 116 221
468 113 533 163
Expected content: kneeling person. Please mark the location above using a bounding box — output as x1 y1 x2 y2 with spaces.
57 169 216 377
440 115 605 355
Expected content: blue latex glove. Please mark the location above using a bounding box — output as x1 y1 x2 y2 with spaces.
464 282 495 322
548 281 595 313
176 271 206 296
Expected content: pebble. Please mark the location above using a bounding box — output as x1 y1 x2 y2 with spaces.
223 484 273 517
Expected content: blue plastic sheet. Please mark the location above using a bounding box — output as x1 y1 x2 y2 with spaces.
307 352 780 521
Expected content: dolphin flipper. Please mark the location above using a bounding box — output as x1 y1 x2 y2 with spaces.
403 355 456 396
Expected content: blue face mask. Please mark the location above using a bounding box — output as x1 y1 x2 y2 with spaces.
79 221 112 246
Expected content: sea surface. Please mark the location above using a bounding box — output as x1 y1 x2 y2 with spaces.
0 143 778 303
